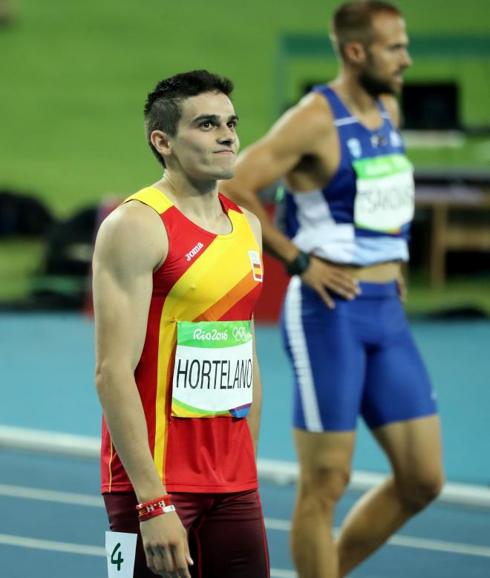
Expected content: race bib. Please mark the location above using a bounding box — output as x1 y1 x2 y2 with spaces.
353 154 414 233
172 320 253 418
105 531 137 578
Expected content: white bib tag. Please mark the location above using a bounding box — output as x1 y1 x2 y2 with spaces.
105 531 137 578
172 320 253 418
353 154 414 233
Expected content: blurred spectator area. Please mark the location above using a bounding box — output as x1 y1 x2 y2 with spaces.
411 170 490 288
0 0 14 28
1 176 488 317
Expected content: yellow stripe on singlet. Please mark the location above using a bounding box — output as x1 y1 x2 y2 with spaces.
195 272 258 322
124 186 173 213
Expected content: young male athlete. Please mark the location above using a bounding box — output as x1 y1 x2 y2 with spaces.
222 2 444 577
93 70 269 578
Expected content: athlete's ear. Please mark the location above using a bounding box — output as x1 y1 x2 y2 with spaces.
344 41 367 65
150 130 172 160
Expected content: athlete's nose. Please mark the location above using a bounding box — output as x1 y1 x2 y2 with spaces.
401 47 412 69
217 129 236 147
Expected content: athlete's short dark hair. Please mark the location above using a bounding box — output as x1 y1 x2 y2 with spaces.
331 1 402 58
144 69 234 166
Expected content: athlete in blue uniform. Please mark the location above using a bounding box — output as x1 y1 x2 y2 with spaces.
222 2 444 577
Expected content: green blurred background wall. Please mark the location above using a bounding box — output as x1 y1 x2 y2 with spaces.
0 0 489 310
1 0 489 215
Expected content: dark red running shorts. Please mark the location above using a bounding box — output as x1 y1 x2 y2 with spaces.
103 489 270 578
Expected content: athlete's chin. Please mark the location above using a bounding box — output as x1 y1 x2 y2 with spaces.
218 167 236 180
193 163 236 181
391 78 403 94
211 163 236 180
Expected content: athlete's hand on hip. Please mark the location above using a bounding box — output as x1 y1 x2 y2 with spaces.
301 256 360 309
140 512 193 577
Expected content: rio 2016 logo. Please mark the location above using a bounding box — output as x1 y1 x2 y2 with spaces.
191 326 251 343
193 328 229 341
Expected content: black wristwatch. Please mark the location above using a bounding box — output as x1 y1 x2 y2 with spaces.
286 250 311 276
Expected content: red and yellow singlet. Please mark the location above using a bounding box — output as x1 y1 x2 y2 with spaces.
101 186 263 494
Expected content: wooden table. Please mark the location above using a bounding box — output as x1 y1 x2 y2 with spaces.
415 185 490 287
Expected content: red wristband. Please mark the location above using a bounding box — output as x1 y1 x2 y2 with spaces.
138 504 176 522
136 495 174 522
136 494 172 512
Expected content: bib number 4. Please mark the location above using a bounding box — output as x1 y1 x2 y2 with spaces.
111 543 124 571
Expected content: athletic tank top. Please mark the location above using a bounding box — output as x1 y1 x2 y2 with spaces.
284 85 414 265
100 186 263 494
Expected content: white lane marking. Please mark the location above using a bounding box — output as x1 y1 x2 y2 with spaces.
264 517 490 559
2 485 490 559
270 570 297 578
258 459 490 509
2 426 490 508
387 535 490 559
265 517 291 531
0 533 294 577
0 484 103 507
0 534 104 556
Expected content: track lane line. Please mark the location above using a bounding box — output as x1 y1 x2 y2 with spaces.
2 484 490 559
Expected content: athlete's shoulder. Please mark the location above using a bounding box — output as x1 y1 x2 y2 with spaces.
95 197 166 270
379 94 400 128
124 185 174 215
284 90 334 133
263 90 334 156
101 198 162 237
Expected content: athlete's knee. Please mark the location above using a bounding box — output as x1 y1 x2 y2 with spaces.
299 462 351 508
396 468 444 512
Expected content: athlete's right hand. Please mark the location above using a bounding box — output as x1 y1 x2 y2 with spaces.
301 256 360 309
140 512 193 577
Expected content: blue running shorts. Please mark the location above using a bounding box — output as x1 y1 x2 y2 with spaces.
281 277 437 432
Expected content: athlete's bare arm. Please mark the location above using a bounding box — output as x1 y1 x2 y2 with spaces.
222 94 359 308
93 202 192 577
242 208 263 455
223 94 330 261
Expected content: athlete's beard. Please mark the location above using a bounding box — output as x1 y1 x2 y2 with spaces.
358 48 398 97
359 69 396 97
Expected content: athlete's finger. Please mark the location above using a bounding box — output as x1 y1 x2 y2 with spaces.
315 284 335 309
328 270 360 296
324 279 356 299
320 274 356 299
167 542 191 578
144 551 155 574
147 546 174 576
184 540 194 566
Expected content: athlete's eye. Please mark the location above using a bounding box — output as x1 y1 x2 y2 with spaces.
227 119 237 130
199 121 214 130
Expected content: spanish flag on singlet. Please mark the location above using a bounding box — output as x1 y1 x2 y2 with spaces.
100 186 263 493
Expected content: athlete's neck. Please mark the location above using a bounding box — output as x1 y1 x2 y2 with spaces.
154 173 225 222
331 72 378 116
